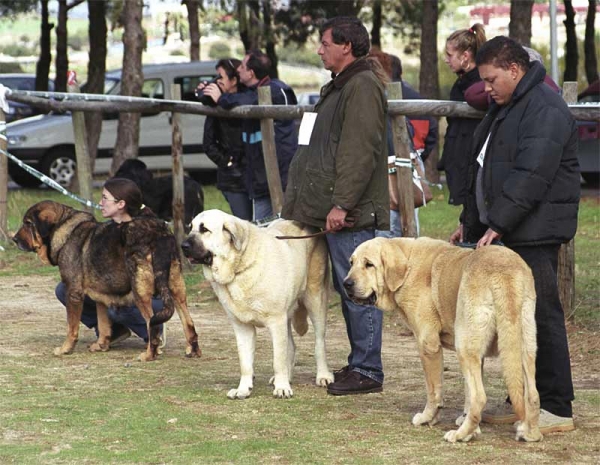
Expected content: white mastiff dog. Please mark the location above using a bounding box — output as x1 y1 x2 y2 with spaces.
182 210 333 399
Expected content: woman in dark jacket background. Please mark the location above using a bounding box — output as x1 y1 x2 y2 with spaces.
200 58 252 220
440 23 489 206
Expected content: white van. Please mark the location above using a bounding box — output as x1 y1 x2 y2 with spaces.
6 61 219 188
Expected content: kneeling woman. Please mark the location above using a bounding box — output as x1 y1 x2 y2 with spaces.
55 178 163 345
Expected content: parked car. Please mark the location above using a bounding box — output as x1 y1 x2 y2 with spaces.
297 91 320 106
576 80 599 185
0 73 55 123
6 61 218 188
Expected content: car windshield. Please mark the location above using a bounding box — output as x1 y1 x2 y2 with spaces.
80 77 120 95
0 76 54 91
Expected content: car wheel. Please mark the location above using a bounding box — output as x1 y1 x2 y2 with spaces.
8 162 42 188
41 149 76 188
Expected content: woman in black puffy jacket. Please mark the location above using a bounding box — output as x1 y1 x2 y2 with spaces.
440 24 489 206
200 58 252 220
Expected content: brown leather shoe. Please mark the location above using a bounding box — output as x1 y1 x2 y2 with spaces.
327 371 383 396
333 365 352 383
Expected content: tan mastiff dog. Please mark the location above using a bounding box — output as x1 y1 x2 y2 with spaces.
344 237 542 443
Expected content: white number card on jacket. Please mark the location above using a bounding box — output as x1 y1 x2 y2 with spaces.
298 112 317 145
477 132 492 167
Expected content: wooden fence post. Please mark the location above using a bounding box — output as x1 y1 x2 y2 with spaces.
257 86 284 215
0 106 7 241
170 84 187 264
559 81 578 317
67 71 94 212
388 82 417 238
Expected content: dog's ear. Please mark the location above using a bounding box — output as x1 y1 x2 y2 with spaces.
35 202 63 238
381 238 411 292
222 218 247 251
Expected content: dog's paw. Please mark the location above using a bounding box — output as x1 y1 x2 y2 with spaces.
515 423 543 442
88 341 109 352
412 412 438 426
185 344 202 358
444 426 481 443
138 351 157 362
316 371 334 387
53 346 73 356
273 385 293 399
227 387 252 400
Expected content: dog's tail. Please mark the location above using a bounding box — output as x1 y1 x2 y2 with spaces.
149 235 178 326
496 269 538 422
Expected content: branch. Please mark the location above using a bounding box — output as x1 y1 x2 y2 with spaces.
67 0 85 11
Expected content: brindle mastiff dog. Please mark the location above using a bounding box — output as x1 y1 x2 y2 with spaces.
344 237 542 443
13 200 201 361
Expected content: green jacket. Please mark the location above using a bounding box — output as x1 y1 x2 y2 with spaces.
282 58 390 230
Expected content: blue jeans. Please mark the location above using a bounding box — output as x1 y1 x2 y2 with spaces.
55 282 163 341
253 196 273 221
376 209 420 238
326 228 384 384
223 191 253 221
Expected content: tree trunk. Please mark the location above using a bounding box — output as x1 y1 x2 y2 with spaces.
371 0 382 49
563 0 578 82
183 0 201 61
584 0 599 85
419 0 440 183
112 0 144 174
36 0 53 92
262 0 278 78
85 0 107 173
237 0 261 52
508 0 534 46
55 0 69 92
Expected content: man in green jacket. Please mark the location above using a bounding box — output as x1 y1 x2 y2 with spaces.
282 16 389 395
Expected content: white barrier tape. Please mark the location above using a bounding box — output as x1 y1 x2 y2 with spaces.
394 157 412 168
0 84 10 113
0 147 100 210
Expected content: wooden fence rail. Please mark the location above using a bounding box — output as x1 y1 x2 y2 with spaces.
1 83 598 317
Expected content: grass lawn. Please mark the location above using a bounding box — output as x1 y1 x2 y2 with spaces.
0 182 598 464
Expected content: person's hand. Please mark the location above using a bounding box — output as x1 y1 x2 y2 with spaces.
203 83 222 103
477 228 502 248
326 206 351 232
449 224 463 244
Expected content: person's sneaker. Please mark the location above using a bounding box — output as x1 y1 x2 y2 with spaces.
110 326 132 346
327 370 383 396
482 400 518 424
333 365 352 383
538 409 575 434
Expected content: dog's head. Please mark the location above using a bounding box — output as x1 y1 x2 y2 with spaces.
343 237 413 310
12 201 74 265
114 159 153 187
181 209 249 285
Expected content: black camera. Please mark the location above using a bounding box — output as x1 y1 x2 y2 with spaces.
195 77 221 106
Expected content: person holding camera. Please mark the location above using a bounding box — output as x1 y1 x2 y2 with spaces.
197 58 252 220
214 50 298 221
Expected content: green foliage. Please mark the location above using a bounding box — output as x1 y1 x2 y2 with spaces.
208 41 232 59
0 42 37 57
0 62 24 73
278 43 322 67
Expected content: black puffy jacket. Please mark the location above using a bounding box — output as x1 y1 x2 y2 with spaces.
462 62 580 246
203 115 247 194
441 68 486 205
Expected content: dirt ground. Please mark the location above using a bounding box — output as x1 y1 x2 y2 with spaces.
1 274 599 463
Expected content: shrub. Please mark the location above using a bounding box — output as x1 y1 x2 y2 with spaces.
209 42 231 59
